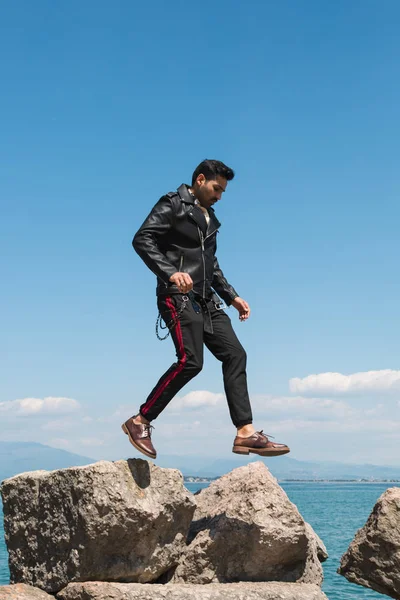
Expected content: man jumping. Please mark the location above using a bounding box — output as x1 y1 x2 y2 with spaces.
122 159 290 460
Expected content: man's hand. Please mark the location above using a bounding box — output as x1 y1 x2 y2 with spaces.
231 297 251 321
170 272 194 294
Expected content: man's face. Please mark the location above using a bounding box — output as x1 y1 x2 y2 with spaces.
195 174 227 209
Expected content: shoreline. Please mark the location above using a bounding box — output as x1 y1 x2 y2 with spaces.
184 477 400 483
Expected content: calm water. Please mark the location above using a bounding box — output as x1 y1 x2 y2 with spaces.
281 481 399 600
1 482 399 599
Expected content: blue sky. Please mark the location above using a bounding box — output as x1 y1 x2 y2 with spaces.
1 0 400 465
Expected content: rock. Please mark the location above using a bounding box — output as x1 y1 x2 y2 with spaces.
57 581 329 599
172 461 326 584
1 459 195 594
305 522 328 561
0 584 53 599
338 486 400 599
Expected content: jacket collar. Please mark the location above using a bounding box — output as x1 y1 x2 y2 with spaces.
177 184 221 236
177 183 195 205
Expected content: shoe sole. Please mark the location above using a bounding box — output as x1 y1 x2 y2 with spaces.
232 446 290 457
121 423 157 460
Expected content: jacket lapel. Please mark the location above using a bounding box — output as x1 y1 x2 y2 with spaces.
176 184 221 236
188 206 208 234
207 208 221 238
177 183 207 234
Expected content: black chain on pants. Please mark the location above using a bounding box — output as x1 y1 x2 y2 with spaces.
155 295 189 341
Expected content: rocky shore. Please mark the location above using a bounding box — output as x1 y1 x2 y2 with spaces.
338 486 400 599
1 459 329 599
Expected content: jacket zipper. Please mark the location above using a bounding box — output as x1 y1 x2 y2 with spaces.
198 227 206 298
204 229 219 242
179 253 184 272
197 227 219 297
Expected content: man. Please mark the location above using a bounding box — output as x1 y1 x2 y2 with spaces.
122 159 290 460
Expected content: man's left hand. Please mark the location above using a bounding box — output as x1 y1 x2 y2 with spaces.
231 297 251 321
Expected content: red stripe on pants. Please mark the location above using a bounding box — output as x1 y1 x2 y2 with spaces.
141 297 187 415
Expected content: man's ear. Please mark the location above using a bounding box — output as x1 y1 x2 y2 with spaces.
196 173 206 186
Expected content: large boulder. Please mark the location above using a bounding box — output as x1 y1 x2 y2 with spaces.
0 459 195 593
0 584 53 599
172 462 326 584
338 486 400 599
57 581 329 599
304 523 328 562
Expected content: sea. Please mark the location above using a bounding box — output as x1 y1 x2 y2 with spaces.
1 481 399 599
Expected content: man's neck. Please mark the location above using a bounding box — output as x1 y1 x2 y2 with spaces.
188 187 206 210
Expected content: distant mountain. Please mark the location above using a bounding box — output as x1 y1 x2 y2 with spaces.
155 454 400 480
1 442 399 483
0 441 94 482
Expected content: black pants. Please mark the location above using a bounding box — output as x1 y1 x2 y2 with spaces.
139 294 253 427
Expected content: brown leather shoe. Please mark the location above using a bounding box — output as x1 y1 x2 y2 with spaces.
232 430 290 457
121 418 157 459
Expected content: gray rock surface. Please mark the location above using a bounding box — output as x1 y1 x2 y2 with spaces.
172 462 326 584
0 584 53 599
339 486 400 599
305 523 328 562
57 581 329 599
1 459 195 593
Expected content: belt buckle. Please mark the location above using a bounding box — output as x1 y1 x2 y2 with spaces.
215 300 226 310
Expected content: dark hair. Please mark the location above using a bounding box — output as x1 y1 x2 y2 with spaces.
191 159 235 186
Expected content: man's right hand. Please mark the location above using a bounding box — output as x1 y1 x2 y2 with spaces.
170 272 194 294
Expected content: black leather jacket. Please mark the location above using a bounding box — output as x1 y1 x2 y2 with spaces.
133 184 239 305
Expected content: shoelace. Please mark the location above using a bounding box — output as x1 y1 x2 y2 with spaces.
143 424 155 438
258 430 275 439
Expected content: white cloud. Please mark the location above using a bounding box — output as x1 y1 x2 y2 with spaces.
0 396 80 416
252 395 354 419
157 420 205 440
49 438 71 449
80 438 104 447
41 419 74 431
173 390 225 409
269 418 400 434
364 403 384 417
27 388 394 464
289 370 400 396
